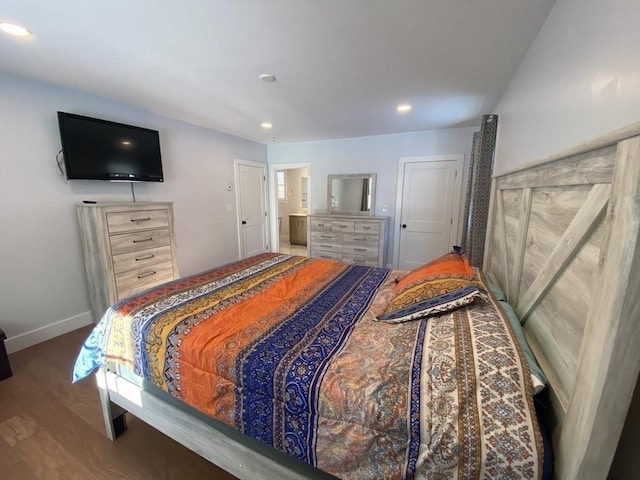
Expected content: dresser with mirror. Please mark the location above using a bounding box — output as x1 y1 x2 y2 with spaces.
309 173 388 267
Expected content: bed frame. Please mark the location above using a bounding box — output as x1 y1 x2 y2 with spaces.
96 122 640 479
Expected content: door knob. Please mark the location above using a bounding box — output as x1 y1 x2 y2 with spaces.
242 220 247 225
402 224 407 229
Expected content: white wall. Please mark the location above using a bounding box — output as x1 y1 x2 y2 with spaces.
493 0 640 174
0 73 266 352
268 127 478 265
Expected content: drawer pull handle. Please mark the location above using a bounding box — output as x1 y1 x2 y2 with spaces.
135 254 155 261
133 237 153 243
320 235 332 239
317 223 325 227
320 244 333 248
354 247 366 252
354 237 367 241
137 270 157 279
131 217 151 222
362 226 371 230
338 224 348 228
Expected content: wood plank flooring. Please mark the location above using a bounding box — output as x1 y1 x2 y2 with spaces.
0 326 239 480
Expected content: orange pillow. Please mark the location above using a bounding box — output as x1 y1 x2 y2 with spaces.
377 251 482 323
393 251 475 294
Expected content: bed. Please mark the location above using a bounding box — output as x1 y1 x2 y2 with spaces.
73 250 546 479
73 122 639 479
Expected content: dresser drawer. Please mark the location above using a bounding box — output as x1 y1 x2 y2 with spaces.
311 231 340 243
110 228 171 256
342 256 379 268
112 245 173 275
107 209 169 234
332 220 355 233
355 222 380 234
342 244 378 258
310 218 333 231
310 250 343 261
343 233 379 249
312 240 342 253
115 261 175 299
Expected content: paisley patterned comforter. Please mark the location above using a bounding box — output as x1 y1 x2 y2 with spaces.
73 253 543 479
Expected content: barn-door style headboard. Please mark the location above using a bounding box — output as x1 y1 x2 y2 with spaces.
483 123 640 480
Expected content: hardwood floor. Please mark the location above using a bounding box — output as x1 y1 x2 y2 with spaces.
0 326 238 480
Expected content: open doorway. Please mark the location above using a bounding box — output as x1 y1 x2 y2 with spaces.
268 163 311 257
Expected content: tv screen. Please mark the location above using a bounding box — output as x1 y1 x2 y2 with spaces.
57 112 163 182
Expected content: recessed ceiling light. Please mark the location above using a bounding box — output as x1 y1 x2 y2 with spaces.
261 122 273 129
397 104 412 113
259 74 277 83
0 22 32 37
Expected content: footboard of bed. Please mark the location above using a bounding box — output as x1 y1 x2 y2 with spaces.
95 366 337 480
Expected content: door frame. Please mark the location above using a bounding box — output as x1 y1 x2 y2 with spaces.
234 158 269 258
267 162 312 253
392 154 465 268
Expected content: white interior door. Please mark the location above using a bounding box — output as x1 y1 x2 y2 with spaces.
394 156 464 271
235 159 269 258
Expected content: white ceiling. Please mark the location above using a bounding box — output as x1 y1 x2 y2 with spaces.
0 0 555 144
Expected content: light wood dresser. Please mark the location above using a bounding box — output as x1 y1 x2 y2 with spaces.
308 214 388 267
76 202 179 322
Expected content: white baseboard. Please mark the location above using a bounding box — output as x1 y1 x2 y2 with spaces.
4 311 94 354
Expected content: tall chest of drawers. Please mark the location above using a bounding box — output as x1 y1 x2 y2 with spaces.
309 214 388 267
76 202 179 322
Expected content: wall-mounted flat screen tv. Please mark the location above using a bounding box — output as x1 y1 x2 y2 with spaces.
57 112 164 182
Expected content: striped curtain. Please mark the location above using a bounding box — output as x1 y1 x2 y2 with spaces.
461 114 498 267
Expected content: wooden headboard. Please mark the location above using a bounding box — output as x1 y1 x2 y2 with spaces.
483 122 640 479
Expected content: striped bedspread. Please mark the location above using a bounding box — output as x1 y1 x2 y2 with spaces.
73 253 543 479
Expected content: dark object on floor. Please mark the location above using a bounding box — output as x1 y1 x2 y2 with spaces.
0 327 13 380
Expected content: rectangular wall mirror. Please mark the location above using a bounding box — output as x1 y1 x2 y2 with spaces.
327 173 376 216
